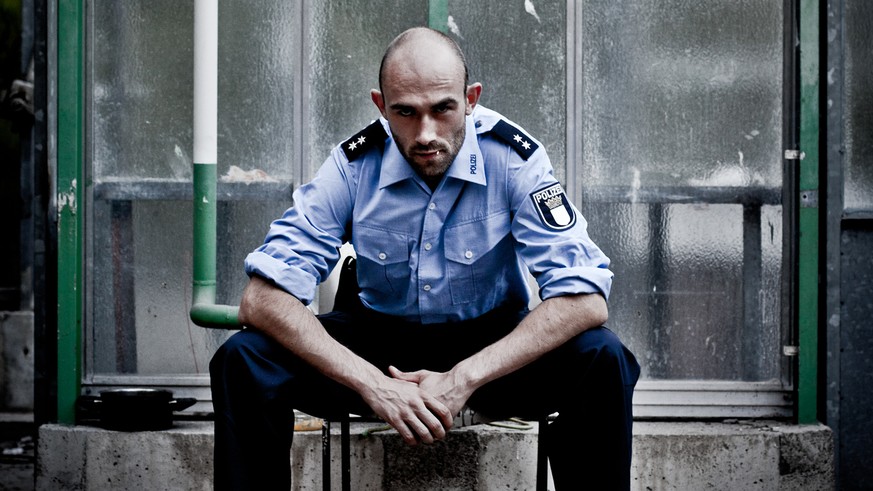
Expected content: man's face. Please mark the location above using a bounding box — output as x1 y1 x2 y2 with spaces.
371 49 481 184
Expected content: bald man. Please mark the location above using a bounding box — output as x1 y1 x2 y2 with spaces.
210 27 640 490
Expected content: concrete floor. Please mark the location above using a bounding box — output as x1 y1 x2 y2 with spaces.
0 414 35 491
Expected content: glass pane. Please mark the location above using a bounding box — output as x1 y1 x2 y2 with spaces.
449 0 567 181
89 199 285 375
91 1 195 181
218 1 299 181
306 0 427 179
88 0 299 376
574 0 785 382
91 0 299 181
844 0 873 210
577 0 783 189
583 203 782 381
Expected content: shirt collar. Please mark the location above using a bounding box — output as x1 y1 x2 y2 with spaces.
378 114 486 189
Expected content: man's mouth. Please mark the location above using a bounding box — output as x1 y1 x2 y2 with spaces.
414 147 444 159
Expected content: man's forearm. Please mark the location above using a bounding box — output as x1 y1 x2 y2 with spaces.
450 293 608 394
238 275 383 393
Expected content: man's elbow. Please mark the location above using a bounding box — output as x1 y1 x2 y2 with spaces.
583 293 609 328
237 275 268 327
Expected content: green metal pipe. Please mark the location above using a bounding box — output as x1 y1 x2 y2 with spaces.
189 0 240 329
190 163 240 328
57 0 84 424
797 0 821 424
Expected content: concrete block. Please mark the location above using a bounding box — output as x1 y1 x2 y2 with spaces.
37 420 834 491
0 311 34 411
293 422 543 490
630 420 834 491
775 423 835 490
37 422 214 491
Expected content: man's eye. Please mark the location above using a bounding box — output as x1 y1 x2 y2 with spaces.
397 108 414 116
434 105 450 113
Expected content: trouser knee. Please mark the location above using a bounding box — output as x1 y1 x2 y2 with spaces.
209 329 279 402
568 327 640 387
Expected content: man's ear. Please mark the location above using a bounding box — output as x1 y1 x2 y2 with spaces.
465 83 483 115
371 89 387 117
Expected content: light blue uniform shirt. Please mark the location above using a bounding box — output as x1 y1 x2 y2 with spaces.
245 105 612 324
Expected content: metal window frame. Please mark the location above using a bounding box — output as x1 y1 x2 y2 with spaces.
55 1 821 423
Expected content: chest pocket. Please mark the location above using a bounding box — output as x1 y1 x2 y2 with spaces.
353 225 411 300
444 212 512 305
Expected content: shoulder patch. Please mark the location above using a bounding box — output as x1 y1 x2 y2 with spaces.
530 183 576 230
489 119 539 160
342 121 388 161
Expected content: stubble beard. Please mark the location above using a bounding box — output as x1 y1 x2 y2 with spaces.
399 124 467 182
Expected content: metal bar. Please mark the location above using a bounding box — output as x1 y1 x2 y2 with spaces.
797 0 821 425
93 181 292 202
823 0 844 475
742 204 764 380
536 414 548 491
581 185 782 205
56 0 84 425
32 0 56 427
110 201 136 372
322 420 331 491
781 0 802 419
341 416 351 491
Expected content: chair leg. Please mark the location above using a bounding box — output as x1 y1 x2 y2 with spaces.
328 414 546 490
322 419 331 491
536 413 549 491
341 416 351 491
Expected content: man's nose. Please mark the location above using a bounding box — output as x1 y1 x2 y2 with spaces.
415 116 437 146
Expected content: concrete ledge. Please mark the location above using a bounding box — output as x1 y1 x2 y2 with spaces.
37 419 833 490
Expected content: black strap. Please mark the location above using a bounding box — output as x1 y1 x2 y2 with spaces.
332 256 360 312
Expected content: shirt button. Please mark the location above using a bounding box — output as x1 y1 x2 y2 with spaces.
423 284 431 292
465 250 473 259
378 252 387 260
424 243 432 251
428 203 436 211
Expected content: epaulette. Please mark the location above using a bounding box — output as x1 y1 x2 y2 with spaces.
487 119 539 160
341 120 388 161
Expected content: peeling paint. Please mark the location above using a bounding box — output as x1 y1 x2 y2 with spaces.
58 178 77 215
524 0 541 22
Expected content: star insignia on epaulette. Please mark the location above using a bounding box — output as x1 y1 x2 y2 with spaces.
489 120 539 160
342 121 388 161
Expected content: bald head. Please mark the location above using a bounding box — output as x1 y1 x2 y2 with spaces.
378 27 469 95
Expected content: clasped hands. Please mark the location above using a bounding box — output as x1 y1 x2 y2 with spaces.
361 365 473 446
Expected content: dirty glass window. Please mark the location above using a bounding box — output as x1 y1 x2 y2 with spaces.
83 0 793 417
844 0 873 211
86 1 300 376
573 1 785 384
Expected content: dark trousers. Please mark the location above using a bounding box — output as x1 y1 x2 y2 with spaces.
209 305 640 490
